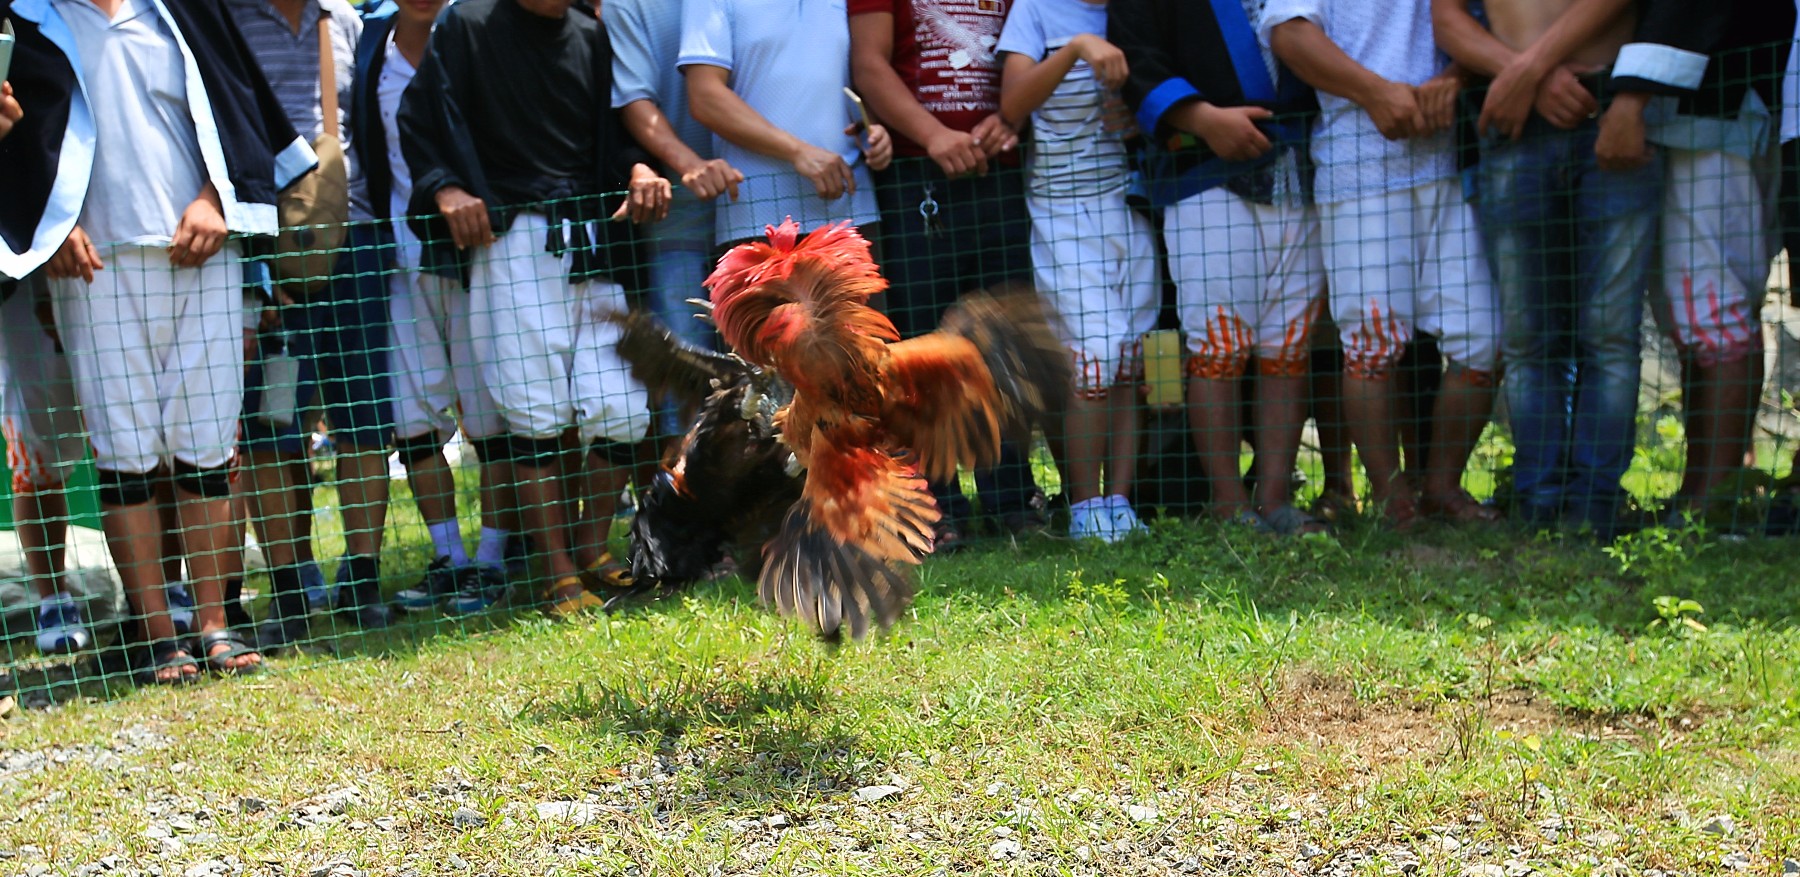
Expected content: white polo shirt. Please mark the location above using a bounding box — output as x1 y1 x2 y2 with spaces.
54 0 208 246
678 0 876 243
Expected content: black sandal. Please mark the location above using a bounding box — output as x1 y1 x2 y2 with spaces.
137 639 200 686
199 629 264 676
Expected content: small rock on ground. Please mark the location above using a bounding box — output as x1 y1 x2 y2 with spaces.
853 785 903 804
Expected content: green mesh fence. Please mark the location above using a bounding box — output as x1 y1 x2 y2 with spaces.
0 30 1797 703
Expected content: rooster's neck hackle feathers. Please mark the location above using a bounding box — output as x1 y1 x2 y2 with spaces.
704 219 895 369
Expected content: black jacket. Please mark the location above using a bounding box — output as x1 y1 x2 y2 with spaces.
1615 0 1795 119
1109 0 1316 206
397 0 645 282
0 0 311 280
350 0 401 224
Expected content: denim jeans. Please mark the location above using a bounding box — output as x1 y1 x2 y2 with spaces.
644 195 718 438
243 223 395 452
1476 119 1663 527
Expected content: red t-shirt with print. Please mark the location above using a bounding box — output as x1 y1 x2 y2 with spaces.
847 0 1012 157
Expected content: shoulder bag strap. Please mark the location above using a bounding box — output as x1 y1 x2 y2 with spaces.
317 10 340 140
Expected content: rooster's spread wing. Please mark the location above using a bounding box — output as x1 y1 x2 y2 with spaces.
607 309 745 411
882 289 1073 483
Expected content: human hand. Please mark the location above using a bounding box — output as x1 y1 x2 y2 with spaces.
611 163 671 224
1534 63 1599 131
680 157 744 202
924 126 987 177
435 185 493 249
1100 94 1139 138
48 226 103 283
1478 54 1548 140
1179 102 1272 161
853 122 893 172
0 83 20 142
1595 92 1653 171
1417 71 1462 136
1071 34 1128 91
170 185 227 267
1362 79 1427 140
969 112 1019 158
791 141 855 200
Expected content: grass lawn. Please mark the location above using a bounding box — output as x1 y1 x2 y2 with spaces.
0 477 1797 876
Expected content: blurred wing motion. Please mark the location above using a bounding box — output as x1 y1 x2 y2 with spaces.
608 308 743 411
623 218 1069 642
611 310 803 589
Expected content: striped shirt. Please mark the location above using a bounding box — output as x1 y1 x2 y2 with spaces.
224 0 372 222
995 0 1130 199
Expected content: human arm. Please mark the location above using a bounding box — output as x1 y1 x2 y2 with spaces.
855 123 893 172
0 83 19 141
849 12 1015 177
47 227 103 282
1594 90 1653 170
610 162 673 224
169 182 227 267
619 99 743 201
849 9 1019 170
684 63 857 200
1432 0 1625 139
1268 17 1426 140
397 11 494 248
997 35 1128 129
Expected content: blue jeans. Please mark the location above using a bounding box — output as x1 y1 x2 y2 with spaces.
243 223 394 451
1476 119 1662 527
644 196 718 438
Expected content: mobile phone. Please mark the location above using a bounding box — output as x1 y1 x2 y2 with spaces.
843 86 871 133
0 20 16 86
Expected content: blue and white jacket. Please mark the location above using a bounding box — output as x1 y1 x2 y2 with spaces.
0 0 316 280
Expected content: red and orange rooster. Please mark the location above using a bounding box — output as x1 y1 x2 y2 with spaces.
616 219 1069 641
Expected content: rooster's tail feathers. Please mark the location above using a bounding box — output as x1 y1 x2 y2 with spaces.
760 502 916 642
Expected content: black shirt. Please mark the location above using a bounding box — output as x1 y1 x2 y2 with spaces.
399 0 645 279
473 0 599 204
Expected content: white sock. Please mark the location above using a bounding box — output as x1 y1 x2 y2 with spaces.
428 520 469 567
475 527 510 567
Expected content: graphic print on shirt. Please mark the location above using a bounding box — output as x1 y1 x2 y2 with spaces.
911 0 1007 114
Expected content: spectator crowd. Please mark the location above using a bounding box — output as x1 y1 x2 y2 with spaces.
0 0 1795 684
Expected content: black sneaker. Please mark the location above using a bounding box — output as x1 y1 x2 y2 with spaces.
395 557 459 613
255 614 312 654
447 564 508 615
332 555 394 629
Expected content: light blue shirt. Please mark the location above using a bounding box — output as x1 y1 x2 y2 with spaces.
606 0 716 247
678 0 876 243
54 0 206 246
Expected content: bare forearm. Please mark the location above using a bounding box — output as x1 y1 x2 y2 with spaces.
851 43 950 150
686 69 806 162
620 100 706 177
1432 0 1517 77
1527 0 1637 69
999 46 1082 129
1269 19 1391 106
